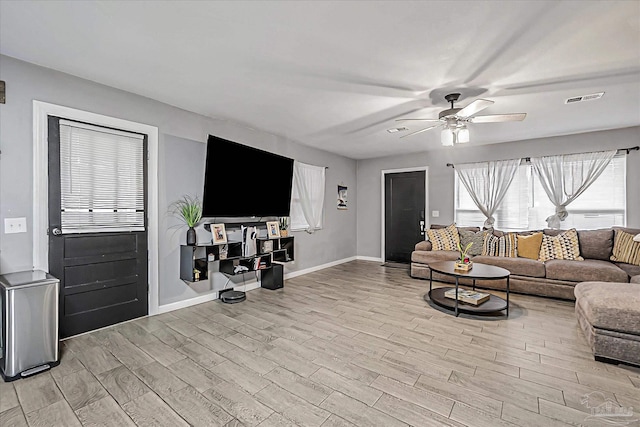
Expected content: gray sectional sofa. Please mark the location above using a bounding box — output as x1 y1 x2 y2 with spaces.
411 226 640 300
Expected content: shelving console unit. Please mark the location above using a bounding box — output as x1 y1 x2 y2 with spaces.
179 229 294 296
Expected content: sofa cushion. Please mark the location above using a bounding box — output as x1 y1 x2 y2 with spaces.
615 262 640 278
574 282 640 334
610 229 640 266
472 255 545 278
517 232 543 260
575 229 614 261
458 229 485 257
426 224 460 251
482 233 517 257
631 276 640 284
411 250 459 264
539 229 583 262
546 259 628 283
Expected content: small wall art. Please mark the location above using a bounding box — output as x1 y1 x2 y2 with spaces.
338 185 348 210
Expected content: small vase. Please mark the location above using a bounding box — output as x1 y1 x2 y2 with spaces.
186 227 197 245
280 230 289 237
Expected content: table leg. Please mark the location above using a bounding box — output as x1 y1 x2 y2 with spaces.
506 276 510 317
455 277 459 317
472 279 476 291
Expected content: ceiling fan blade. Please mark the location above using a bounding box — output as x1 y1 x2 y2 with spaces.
469 113 527 123
456 99 494 118
400 124 442 139
395 118 442 122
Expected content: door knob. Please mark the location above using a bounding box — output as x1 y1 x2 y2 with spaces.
51 227 62 236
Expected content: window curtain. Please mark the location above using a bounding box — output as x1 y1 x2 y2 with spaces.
291 161 325 233
454 158 521 229
531 150 616 229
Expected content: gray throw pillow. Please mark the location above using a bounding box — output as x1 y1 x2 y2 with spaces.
458 229 485 257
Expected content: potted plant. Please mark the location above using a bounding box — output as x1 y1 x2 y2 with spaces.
170 195 202 245
279 217 289 237
457 241 473 264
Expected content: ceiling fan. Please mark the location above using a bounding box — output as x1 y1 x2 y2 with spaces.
396 93 526 146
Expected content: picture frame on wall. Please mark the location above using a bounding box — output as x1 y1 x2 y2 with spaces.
338 185 348 210
266 221 280 239
211 223 227 244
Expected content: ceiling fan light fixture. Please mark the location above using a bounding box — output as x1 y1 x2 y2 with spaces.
457 126 470 143
441 128 454 146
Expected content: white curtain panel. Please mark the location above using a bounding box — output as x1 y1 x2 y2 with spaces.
292 161 325 233
455 158 521 229
531 150 616 229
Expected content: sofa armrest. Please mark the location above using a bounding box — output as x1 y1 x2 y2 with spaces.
631 275 640 284
415 240 432 251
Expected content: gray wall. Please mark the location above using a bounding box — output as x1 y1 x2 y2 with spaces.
0 55 357 306
356 126 640 259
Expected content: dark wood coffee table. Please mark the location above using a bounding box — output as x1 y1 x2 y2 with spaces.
425 261 510 317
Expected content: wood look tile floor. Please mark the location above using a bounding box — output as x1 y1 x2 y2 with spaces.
2 260 639 426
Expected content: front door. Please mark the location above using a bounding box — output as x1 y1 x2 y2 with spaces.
48 116 148 338
385 170 426 263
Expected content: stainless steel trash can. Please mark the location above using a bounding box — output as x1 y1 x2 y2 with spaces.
0 270 60 381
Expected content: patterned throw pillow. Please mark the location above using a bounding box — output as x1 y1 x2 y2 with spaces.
517 232 543 260
426 224 460 251
538 229 583 262
610 230 640 266
482 233 517 257
458 229 485 257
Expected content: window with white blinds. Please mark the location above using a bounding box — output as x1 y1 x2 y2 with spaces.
59 119 145 233
455 154 626 231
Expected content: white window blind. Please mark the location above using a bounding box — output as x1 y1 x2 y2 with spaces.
290 161 325 232
59 120 145 233
455 154 626 231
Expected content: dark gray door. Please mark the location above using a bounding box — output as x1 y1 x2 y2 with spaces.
48 116 148 338
385 170 425 263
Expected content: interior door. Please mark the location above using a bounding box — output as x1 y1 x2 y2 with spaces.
48 116 148 338
385 170 426 263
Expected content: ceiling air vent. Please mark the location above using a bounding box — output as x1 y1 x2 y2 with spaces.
565 92 604 104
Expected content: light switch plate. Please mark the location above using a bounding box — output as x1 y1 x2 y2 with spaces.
5 217 27 234
432 210 440 218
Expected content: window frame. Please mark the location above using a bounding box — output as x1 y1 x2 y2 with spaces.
454 154 626 231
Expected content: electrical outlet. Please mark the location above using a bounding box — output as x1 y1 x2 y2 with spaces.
432 210 440 218
4 217 27 234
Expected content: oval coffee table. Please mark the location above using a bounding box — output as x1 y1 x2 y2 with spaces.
426 261 510 317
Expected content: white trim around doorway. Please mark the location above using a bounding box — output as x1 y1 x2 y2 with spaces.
32 101 160 316
380 166 429 263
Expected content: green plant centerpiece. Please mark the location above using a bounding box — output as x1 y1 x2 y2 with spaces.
457 241 473 264
170 195 202 245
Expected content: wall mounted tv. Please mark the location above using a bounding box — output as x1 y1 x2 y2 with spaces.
202 135 294 218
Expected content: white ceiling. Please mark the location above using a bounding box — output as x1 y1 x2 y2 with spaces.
1 1 639 159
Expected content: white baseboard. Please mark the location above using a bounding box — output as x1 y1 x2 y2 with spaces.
356 256 383 262
284 256 357 280
157 292 220 314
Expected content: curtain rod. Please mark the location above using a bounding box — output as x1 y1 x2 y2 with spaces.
445 146 639 168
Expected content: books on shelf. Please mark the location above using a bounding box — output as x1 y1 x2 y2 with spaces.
444 288 490 306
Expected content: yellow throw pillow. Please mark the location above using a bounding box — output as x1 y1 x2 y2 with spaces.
517 232 543 260
426 224 460 251
538 229 583 262
482 233 517 257
610 230 640 266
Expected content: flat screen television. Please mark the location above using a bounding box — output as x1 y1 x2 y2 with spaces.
202 135 294 218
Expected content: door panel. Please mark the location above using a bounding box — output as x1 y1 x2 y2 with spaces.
48 116 148 338
385 171 426 263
